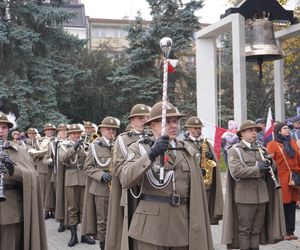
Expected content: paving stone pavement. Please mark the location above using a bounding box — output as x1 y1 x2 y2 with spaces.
46 173 300 249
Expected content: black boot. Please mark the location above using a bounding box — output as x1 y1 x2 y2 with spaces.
68 225 78 247
57 222 65 233
81 235 95 245
44 211 51 220
99 241 105 250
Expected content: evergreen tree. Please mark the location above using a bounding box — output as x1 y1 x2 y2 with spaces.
0 0 85 130
63 43 123 124
111 0 203 123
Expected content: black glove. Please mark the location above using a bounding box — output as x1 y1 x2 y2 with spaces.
147 135 169 161
201 168 206 177
1 155 14 176
102 172 112 183
73 139 84 151
205 150 214 160
257 161 271 171
47 158 54 168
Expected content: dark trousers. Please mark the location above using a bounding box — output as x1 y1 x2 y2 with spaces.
284 202 296 235
236 203 266 249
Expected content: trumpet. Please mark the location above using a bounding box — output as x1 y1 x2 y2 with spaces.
80 133 91 152
255 140 281 190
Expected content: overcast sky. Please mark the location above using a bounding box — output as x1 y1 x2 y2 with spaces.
81 0 230 24
81 0 299 24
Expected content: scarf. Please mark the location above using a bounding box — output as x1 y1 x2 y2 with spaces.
274 134 295 158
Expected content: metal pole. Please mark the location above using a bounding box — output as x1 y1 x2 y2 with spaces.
159 37 172 184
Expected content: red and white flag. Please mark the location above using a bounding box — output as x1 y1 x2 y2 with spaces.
264 107 274 140
202 123 227 160
168 59 178 73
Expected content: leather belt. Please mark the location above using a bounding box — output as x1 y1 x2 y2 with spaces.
65 166 80 170
4 183 21 190
242 177 265 180
141 194 189 206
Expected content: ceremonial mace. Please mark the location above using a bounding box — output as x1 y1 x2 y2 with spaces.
159 37 173 184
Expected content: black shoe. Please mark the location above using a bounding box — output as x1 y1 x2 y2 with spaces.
99 241 105 250
44 211 51 220
68 225 78 247
81 235 95 245
57 223 65 233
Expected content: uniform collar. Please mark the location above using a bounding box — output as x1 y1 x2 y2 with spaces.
241 139 252 149
102 136 111 146
189 135 201 142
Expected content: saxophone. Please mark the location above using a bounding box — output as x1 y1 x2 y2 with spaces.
200 139 217 185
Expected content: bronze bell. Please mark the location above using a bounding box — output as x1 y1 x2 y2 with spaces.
245 18 284 78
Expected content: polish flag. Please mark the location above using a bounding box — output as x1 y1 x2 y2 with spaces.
202 123 227 160
168 59 178 73
264 107 274 140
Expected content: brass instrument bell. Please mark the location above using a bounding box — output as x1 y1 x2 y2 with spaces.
245 18 284 78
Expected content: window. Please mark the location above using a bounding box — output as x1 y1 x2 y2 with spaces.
91 25 128 38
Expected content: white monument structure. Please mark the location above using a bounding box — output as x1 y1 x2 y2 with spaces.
195 0 300 140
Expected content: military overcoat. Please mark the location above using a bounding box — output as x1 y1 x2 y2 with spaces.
118 139 213 249
221 141 286 248
0 141 48 250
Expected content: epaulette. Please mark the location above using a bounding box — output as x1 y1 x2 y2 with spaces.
5 142 19 151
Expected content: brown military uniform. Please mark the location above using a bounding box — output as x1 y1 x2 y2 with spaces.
105 130 143 250
55 140 68 222
61 141 86 226
0 141 48 250
184 137 223 224
222 140 286 249
25 137 40 170
82 137 112 240
32 137 53 209
118 139 213 250
43 138 58 213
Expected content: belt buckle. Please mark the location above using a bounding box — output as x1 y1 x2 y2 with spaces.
170 194 181 206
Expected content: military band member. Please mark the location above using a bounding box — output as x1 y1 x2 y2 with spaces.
184 116 223 225
44 123 68 232
0 112 48 250
25 127 40 169
118 102 213 250
36 123 56 219
60 124 95 247
43 124 59 220
106 103 151 250
83 121 96 142
82 116 119 250
11 130 26 147
222 120 286 250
